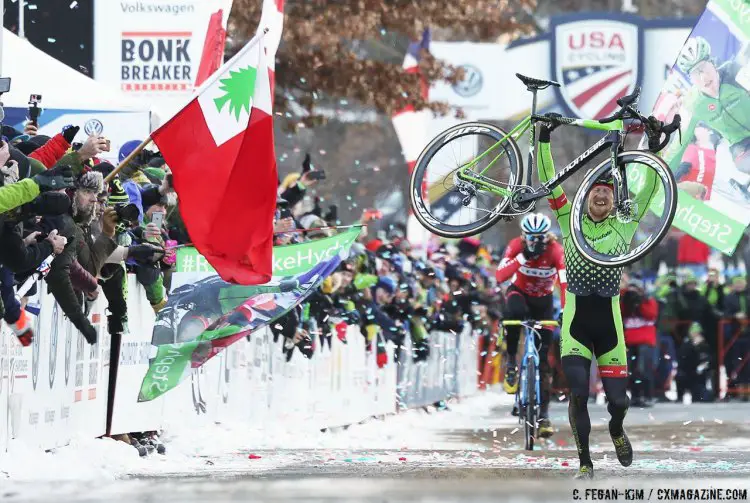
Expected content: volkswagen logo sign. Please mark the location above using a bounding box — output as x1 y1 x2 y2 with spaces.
452 65 483 98
84 119 103 137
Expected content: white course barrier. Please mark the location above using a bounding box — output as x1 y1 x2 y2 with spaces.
2 276 479 452
111 321 399 434
0 281 110 452
397 324 479 410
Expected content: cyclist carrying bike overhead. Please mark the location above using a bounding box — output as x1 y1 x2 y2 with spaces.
495 212 566 438
535 120 662 479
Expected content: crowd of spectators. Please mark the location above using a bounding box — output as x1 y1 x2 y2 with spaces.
269 154 505 372
615 254 750 406
0 121 173 349
1 115 748 426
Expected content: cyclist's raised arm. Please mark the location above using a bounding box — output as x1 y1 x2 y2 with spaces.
552 240 568 307
537 126 571 233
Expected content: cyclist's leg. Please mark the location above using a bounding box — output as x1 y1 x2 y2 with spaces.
503 285 528 358
503 286 528 393
528 293 555 418
592 295 630 436
560 292 595 468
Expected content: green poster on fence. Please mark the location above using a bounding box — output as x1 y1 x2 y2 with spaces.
176 227 361 276
140 227 362 402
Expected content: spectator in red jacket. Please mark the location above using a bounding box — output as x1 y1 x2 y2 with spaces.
677 233 710 280
621 277 659 408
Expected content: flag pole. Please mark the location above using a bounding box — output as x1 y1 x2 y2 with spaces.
104 136 153 184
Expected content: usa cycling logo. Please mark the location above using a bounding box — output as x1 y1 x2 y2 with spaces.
551 15 643 120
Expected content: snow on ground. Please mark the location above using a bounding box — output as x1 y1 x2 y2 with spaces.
3 390 750 489
0 392 512 482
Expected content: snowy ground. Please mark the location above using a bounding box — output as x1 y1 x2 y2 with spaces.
2 391 750 502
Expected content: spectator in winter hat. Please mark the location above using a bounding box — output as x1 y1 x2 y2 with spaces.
119 139 142 163
374 275 397 302
299 213 332 240
46 170 120 344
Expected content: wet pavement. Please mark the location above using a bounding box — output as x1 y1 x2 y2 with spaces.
4 397 750 502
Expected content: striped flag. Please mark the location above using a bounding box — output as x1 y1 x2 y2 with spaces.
392 29 431 174
194 9 228 87
257 0 284 94
392 29 432 251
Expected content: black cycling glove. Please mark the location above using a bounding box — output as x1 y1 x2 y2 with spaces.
32 165 75 192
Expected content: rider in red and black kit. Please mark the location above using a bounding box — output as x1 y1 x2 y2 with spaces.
496 212 566 437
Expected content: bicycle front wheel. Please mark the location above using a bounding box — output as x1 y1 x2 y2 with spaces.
524 359 537 451
570 151 677 268
409 122 526 238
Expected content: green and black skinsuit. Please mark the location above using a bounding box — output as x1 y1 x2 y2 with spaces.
537 123 659 472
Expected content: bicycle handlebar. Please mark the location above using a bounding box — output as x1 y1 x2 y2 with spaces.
597 90 681 153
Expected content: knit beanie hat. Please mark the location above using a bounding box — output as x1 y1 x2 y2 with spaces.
143 167 166 182
108 178 129 205
75 170 104 194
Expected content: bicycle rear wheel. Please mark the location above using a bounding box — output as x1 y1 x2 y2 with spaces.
570 150 677 268
409 122 526 238
524 358 537 451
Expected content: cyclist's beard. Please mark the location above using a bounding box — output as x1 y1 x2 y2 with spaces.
587 194 613 222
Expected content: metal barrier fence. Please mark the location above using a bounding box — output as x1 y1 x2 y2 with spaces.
545 318 750 399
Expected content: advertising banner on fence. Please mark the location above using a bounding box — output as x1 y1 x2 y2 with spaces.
0 282 110 452
93 0 233 115
138 227 362 401
647 0 750 254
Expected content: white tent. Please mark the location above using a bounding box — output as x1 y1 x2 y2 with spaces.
1 28 147 112
1 29 152 162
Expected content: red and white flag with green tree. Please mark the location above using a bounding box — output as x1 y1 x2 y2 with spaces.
152 33 277 285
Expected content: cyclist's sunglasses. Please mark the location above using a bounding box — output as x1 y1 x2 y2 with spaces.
524 233 547 249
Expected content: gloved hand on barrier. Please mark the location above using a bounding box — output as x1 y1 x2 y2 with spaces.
70 313 98 345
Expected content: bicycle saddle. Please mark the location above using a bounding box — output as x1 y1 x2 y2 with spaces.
516 73 561 90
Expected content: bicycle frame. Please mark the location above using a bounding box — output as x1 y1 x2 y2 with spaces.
517 324 541 415
455 104 627 210
502 320 557 420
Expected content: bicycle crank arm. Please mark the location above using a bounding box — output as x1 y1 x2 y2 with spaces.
514 186 550 204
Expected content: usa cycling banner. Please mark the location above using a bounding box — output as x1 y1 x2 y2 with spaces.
138 227 361 402
645 0 750 254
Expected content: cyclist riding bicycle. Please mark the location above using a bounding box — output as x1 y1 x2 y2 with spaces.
495 212 566 439
536 119 653 478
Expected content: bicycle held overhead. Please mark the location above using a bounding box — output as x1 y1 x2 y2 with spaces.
409 72 681 268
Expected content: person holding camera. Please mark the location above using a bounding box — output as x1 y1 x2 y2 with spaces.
45 170 116 343
620 277 658 407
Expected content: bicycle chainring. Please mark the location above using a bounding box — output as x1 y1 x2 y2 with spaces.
508 186 537 214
